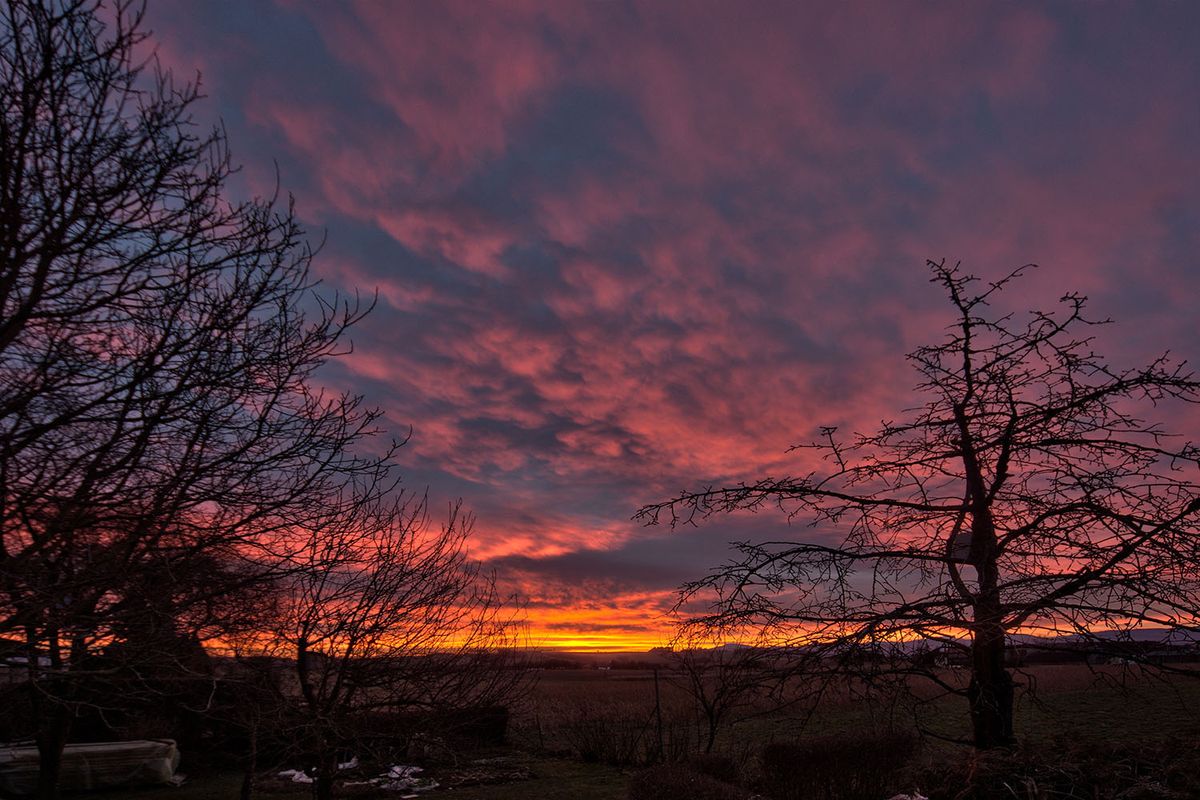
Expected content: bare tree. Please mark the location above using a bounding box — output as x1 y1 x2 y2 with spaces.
637 261 1200 749
665 632 790 754
0 2 395 795
238 489 526 800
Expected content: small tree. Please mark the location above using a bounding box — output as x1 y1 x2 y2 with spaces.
666 634 786 754
240 490 526 800
637 261 1200 748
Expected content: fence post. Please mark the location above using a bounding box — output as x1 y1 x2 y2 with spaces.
653 667 664 762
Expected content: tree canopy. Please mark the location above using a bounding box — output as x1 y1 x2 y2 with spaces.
0 4 518 797
638 260 1200 747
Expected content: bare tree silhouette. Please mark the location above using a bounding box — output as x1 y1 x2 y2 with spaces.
0 2 399 794
665 631 792 755
638 260 1200 748
237 492 525 800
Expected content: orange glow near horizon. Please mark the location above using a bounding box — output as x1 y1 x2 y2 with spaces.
514 588 681 652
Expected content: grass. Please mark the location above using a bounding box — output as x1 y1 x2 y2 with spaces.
432 758 626 800
83 772 259 800
81 756 628 800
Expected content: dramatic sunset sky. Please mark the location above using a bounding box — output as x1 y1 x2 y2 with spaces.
150 2 1200 650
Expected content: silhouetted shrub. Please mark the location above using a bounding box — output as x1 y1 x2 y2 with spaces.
915 736 1200 800
436 705 510 745
758 730 917 800
629 764 748 800
349 705 509 759
688 752 740 785
556 700 694 766
561 707 646 764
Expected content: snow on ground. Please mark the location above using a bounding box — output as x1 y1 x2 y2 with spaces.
280 763 438 793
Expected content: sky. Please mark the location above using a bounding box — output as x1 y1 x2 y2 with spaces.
148 1 1200 650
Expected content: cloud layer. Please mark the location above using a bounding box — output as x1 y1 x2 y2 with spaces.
151 0 1200 649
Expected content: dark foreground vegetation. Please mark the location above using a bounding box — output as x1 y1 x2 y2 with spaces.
39 661 1197 800
545 661 1200 800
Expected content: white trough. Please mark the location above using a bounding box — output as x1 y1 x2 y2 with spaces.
0 739 181 795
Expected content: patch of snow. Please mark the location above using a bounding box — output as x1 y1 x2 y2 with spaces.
277 769 313 784
379 765 438 793
278 762 437 793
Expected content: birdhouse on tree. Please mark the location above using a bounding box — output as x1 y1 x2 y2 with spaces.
948 529 973 563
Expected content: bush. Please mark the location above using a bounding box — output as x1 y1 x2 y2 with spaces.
915 737 1200 800
561 705 649 765
629 764 748 800
555 700 694 766
758 730 918 800
435 705 510 746
688 752 740 785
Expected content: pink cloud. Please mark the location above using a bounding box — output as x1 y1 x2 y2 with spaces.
147 0 1200 646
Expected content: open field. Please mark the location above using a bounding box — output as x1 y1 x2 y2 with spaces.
514 661 1200 750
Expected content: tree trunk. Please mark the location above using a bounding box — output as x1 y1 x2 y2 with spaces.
240 723 258 800
35 706 71 800
704 717 719 754
962 482 1015 750
314 772 334 800
970 540 1014 749
968 620 1014 749
312 748 337 800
